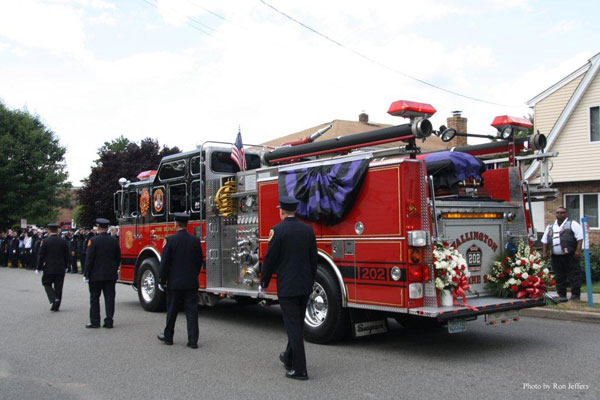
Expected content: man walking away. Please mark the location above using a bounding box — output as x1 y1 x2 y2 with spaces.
261 196 318 381
84 218 121 329
157 213 203 348
36 223 70 311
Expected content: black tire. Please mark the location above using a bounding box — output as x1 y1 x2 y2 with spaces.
394 315 444 330
137 258 166 312
304 265 349 344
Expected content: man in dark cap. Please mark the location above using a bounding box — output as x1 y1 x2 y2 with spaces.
36 223 70 311
261 195 318 381
84 218 121 328
157 212 203 348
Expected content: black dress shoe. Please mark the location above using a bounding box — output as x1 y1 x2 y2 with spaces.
186 343 198 349
86 323 100 329
279 352 292 371
103 323 113 329
157 334 173 345
285 370 308 381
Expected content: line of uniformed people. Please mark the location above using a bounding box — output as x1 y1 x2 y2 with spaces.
0 226 117 273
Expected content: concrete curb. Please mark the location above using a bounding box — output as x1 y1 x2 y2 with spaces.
520 307 600 324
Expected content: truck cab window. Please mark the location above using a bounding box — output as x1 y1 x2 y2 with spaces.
169 183 187 214
159 159 186 181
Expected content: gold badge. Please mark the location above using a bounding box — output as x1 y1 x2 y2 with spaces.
125 231 134 249
139 188 150 217
267 229 274 242
87 239 92 247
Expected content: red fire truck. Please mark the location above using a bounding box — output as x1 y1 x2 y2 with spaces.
114 100 556 343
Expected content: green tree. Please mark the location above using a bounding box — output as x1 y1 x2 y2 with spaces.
76 137 180 227
0 102 70 228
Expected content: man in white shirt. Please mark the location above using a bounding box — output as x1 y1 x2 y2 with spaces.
541 207 583 301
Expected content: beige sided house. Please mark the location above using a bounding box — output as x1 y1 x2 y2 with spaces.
525 52 600 245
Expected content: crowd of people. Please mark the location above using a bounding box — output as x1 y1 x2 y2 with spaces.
0 225 118 272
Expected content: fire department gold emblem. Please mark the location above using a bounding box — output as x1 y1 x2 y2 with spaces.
139 188 150 217
153 188 164 213
125 231 133 249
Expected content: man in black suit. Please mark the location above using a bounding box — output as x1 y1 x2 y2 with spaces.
84 218 121 329
261 196 318 381
36 223 70 311
157 212 203 348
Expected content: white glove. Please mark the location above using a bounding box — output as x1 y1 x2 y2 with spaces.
258 284 265 295
83 277 89 284
35 269 40 275
157 284 165 292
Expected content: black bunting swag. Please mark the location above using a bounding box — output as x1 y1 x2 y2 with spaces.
278 157 371 225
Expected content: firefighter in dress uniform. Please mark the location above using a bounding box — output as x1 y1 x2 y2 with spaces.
67 228 78 273
83 218 121 328
260 196 318 381
36 223 70 311
0 231 7 267
157 212 203 348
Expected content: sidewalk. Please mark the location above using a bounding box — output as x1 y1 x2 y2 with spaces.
520 291 600 324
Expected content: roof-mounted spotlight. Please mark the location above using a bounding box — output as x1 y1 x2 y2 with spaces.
435 125 457 142
500 125 513 140
491 115 532 140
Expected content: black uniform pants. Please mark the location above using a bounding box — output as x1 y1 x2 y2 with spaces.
89 280 116 325
42 273 65 305
0 251 6 267
23 249 33 269
164 289 199 344
70 254 78 273
551 254 582 297
279 295 310 374
9 250 18 267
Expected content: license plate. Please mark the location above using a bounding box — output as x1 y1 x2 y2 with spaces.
447 319 467 334
485 310 520 325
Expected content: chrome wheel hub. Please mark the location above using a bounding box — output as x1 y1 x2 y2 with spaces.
141 269 155 303
305 282 328 327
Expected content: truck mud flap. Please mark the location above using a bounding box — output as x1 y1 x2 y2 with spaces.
408 296 545 322
349 309 389 339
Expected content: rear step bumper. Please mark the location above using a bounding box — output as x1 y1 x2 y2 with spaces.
408 296 545 322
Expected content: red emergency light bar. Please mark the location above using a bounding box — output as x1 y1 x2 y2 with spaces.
137 170 157 181
491 115 532 131
388 100 436 119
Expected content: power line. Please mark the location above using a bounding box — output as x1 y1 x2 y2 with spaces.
258 0 519 108
140 0 215 36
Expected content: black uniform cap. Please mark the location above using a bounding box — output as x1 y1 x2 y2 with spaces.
278 195 298 212
173 212 190 222
47 223 59 230
96 218 110 228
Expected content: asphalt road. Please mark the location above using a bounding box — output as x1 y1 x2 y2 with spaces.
1 267 598 400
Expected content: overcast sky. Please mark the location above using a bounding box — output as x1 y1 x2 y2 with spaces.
0 0 598 185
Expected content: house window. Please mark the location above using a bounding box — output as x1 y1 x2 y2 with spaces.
591 106 599 142
564 193 599 228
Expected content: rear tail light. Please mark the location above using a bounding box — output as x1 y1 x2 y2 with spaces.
408 265 422 282
408 283 424 299
423 265 431 281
